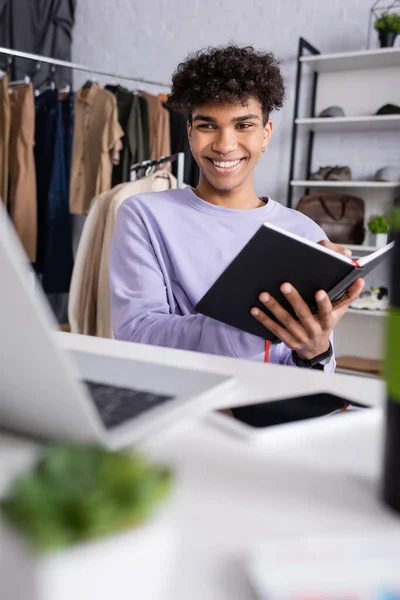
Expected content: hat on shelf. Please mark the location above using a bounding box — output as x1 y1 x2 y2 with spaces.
318 106 345 118
375 104 400 115
326 166 351 181
309 166 351 181
373 166 400 182
309 166 333 180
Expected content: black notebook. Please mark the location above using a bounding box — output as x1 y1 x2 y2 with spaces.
195 222 394 342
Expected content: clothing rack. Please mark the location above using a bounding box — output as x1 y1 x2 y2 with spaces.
130 153 185 188
0 46 170 88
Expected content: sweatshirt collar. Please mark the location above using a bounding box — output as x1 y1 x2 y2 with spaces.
182 186 276 220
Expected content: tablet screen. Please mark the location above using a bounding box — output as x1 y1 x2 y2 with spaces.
231 392 369 428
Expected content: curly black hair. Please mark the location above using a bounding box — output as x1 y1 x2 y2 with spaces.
167 45 285 123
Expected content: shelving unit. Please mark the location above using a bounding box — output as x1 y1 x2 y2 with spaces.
295 115 400 133
287 38 400 208
290 180 400 189
344 244 377 255
287 38 399 364
299 46 400 72
347 308 388 317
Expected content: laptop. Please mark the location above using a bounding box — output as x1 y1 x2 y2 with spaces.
0 204 234 449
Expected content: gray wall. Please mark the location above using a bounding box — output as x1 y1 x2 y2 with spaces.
72 0 380 202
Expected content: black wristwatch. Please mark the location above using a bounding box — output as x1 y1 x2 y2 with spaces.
292 342 333 370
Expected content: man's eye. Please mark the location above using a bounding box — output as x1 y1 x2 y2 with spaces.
197 124 215 130
237 123 253 129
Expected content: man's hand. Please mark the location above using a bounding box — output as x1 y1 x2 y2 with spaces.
318 239 352 258
250 239 365 361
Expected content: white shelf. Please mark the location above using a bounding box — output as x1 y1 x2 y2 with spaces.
335 367 379 379
295 115 400 132
300 47 400 72
291 180 400 189
346 308 388 317
344 245 378 256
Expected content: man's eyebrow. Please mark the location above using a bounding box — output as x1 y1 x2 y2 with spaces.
232 113 260 122
192 115 216 123
193 113 261 123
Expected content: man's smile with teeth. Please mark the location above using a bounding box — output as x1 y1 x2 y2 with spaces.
210 159 243 168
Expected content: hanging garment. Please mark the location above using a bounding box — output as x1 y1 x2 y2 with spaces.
69 83 124 215
0 0 10 49
35 89 58 275
165 104 199 188
0 0 76 88
55 90 75 320
0 73 10 203
43 95 73 293
34 88 73 293
105 84 134 186
123 94 149 176
68 171 177 338
137 95 150 161
141 91 170 160
96 172 177 338
61 90 74 199
8 82 37 261
69 186 120 336
105 86 150 185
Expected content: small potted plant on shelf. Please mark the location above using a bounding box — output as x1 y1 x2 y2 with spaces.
0 443 176 600
368 214 389 247
374 11 400 47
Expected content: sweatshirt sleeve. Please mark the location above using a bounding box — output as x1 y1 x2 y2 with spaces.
109 201 265 358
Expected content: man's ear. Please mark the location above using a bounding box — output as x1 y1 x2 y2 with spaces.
263 119 273 147
187 120 192 144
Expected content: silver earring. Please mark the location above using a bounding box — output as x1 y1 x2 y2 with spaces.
262 147 267 153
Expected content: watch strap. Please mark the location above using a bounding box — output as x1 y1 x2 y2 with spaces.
292 342 333 369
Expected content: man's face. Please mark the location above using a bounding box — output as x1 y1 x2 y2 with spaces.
188 98 272 192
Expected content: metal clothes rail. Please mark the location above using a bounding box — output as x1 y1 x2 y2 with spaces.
130 153 185 188
0 45 170 88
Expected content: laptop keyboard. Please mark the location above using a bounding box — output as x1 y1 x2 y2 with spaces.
84 380 174 430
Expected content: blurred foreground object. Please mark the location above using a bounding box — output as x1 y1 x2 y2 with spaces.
382 207 400 514
0 444 177 600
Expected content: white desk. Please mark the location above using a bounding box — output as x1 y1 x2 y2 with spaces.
142 411 400 600
57 332 385 409
0 334 397 600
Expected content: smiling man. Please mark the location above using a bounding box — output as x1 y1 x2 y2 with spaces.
109 45 364 372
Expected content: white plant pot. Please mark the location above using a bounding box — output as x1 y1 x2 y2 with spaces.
369 232 388 248
0 513 178 600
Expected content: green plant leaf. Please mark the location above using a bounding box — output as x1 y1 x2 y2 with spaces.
0 444 173 552
374 11 400 33
367 214 389 234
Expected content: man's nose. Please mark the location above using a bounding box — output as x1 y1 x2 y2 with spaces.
212 129 238 155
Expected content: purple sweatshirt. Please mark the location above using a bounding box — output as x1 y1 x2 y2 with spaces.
110 187 335 372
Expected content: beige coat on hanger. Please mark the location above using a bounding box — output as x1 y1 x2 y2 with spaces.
68 171 178 338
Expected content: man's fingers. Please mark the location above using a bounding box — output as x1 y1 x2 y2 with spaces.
315 290 334 332
318 239 352 258
279 283 318 337
348 278 365 297
258 291 309 343
250 306 300 349
332 278 365 313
